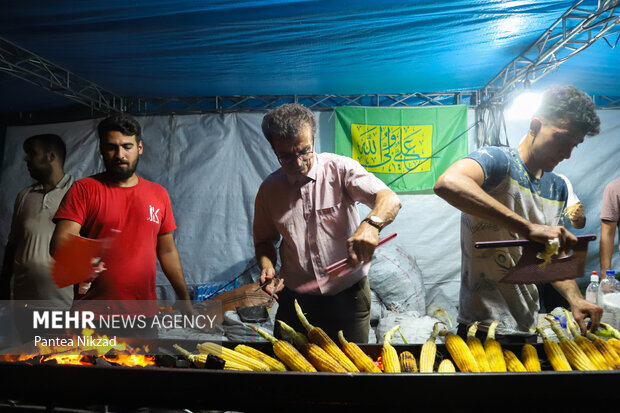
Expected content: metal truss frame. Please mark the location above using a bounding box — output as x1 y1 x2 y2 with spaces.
482 0 620 106
0 37 125 114
124 91 478 115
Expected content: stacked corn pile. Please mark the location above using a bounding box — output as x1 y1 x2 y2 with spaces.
174 307 620 373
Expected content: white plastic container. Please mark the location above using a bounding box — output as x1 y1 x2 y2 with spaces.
599 270 620 329
585 271 600 305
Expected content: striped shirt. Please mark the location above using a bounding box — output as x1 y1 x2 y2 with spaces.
253 152 388 295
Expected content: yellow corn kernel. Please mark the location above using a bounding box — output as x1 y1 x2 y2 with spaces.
398 351 418 373
304 342 347 373
521 344 541 372
546 316 595 371
419 322 440 373
563 309 610 370
444 332 479 372
503 349 527 372
585 332 620 370
233 344 287 372
337 330 381 373
249 324 317 372
537 326 571 371
467 322 491 372
381 325 401 373
295 300 359 372
197 342 269 371
437 359 456 373
484 321 506 372
173 344 252 371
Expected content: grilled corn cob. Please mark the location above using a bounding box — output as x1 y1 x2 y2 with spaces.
545 316 595 371
173 344 252 371
521 344 541 372
503 349 527 372
466 322 491 372
294 299 359 372
279 321 346 373
437 359 456 372
381 325 401 373
562 309 610 370
484 321 506 372
608 338 620 355
584 331 620 370
337 330 381 373
419 322 440 373
536 326 571 371
249 324 316 372
441 329 480 372
398 351 418 373
233 344 287 372
197 342 269 371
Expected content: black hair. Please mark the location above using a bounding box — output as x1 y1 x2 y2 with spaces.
535 85 600 136
97 113 142 143
23 134 67 166
261 103 317 144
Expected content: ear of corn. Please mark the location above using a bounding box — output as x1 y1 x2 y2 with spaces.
484 321 506 372
562 309 610 370
607 338 620 355
466 322 491 372
303 342 347 373
437 359 456 373
545 316 595 371
503 349 527 372
521 344 541 372
600 323 620 340
249 324 317 372
278 320 345 372
381 325 401 373
294 299 359 372
398 351 418 373
443 330 479 372
233 344 287 372
278 320 310 349
197 341 270 371
173 344 252 371
419 322 439 373
585 331 620 370
337 330 381 373
536 326 571 371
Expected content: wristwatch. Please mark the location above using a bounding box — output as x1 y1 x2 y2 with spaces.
362 215 385 231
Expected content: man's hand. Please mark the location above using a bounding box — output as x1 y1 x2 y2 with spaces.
571 297 603 333
526 223 577 253
178 299 195 316
566 202 586 229
259 267 284 299
347 223 380 265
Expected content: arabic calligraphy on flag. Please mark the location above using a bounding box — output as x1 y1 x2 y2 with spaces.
352 124 433 173
335 106 468 192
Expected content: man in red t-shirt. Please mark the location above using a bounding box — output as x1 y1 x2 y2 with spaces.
51 114 192 316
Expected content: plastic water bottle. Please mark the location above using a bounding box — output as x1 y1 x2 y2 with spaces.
585 271 600 305
599 270 620 329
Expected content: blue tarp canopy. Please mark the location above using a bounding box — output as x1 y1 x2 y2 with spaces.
1 0 619 115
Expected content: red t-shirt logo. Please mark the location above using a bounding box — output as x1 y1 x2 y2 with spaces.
148 205 160 224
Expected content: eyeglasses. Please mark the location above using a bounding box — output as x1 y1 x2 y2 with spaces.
276 146 314 164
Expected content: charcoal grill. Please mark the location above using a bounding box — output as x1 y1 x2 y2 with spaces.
1 338 619 412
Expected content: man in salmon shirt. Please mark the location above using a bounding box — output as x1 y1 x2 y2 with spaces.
254 103 401 343
51 114 191 320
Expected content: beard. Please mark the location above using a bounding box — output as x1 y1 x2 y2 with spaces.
104 156 139 182
28 163 53 182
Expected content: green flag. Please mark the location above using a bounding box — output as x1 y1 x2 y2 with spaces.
334 106 468 193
